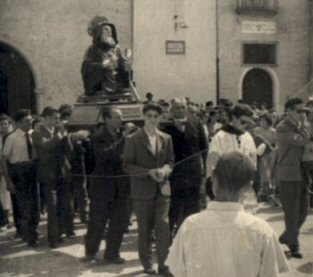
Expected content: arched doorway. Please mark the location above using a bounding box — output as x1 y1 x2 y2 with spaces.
0 42 36 115
242 68 273 109
0 69 8 114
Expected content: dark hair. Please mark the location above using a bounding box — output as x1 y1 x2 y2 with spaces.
41 106 59 118
219 98 233 106
142 103 162 115
13 109 31 123
306 99 313 108
101 106 114 120
58 104 72 120
32 116 43 128
231 104 254 119
213 151 256 194
285 98 303 112
0 114 10 122
207 110 218 123
60 110 72 120
259 112 272 126
206 101 214 107
209 110 217 117
157 99 170 107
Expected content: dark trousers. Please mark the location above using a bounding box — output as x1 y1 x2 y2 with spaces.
134 195 170 269
279 181 309 248
0 203 5 227
39 182 46 214
45 179 74 245
169 186 200 232
85 192 128 259
10 193 22 235
9 162 39 243
71 176 87 222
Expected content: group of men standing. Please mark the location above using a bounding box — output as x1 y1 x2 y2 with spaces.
83 98 207 276
1 107 88 248
0 95 310 276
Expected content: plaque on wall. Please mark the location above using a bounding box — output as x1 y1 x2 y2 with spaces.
242 21 276 34
166 40 185 55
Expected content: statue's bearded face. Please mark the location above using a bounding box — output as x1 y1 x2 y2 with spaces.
101 25 114 46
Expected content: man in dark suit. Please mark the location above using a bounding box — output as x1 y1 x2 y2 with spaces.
123 103 175 276
162 97 207 234
84 106 130 265
32 106 74 248
276 98 310 259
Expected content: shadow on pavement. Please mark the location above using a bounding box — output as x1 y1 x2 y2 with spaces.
257 205 282 214
0 251 84 277
266 214 284 222
301 228 313 235
87 257 141 275
297 262 313 274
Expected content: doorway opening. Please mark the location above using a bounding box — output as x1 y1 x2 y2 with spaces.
242 68 273 109
0 41 36 115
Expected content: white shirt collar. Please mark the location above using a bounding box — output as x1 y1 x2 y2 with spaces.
43 124 54 135
174 117 188 122
15 128 27 135
206 201 244 211
144 127 157 138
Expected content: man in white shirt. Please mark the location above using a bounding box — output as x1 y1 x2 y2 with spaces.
207 104 257 178
2 109 39 247
0 114 13 229
166 151 290 277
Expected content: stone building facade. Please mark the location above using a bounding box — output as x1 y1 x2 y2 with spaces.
0 0 132 114
0 0 312 114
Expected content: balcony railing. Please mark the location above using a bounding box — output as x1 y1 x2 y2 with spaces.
236 0 278 15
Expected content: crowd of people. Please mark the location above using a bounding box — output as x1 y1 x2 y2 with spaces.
0 94 312 276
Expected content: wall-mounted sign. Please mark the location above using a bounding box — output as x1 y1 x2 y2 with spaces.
166 40 185 55
242 21 276 34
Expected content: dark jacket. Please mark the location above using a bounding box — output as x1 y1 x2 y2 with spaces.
123 128 175 200
276 117 310 182
162 117 208 189
32 125 72 185
89 125 130 200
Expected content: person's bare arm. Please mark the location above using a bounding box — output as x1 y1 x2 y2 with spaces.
1 155 14 194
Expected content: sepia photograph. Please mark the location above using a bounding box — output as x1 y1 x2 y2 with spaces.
0 0 312 276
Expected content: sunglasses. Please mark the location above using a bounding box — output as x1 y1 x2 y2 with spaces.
240 120 248 125
296 110 307 114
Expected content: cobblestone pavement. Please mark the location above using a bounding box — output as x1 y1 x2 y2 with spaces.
0 203 312 277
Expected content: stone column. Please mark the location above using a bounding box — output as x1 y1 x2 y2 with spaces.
34 88 45 114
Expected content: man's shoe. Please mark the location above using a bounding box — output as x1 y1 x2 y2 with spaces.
58 237 64 243
143 267 157 275
66 231 76 238
279 235 288 245
81 218 88 224
158 266 174 277
80 256 99 266
290 247 303 259
28 240 39 248
103 256 125 264
15 230 21 239
49 242 58 249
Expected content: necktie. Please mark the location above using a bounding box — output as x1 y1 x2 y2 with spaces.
25 133 33 160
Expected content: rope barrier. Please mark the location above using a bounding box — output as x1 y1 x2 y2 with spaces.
70 147 209 179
